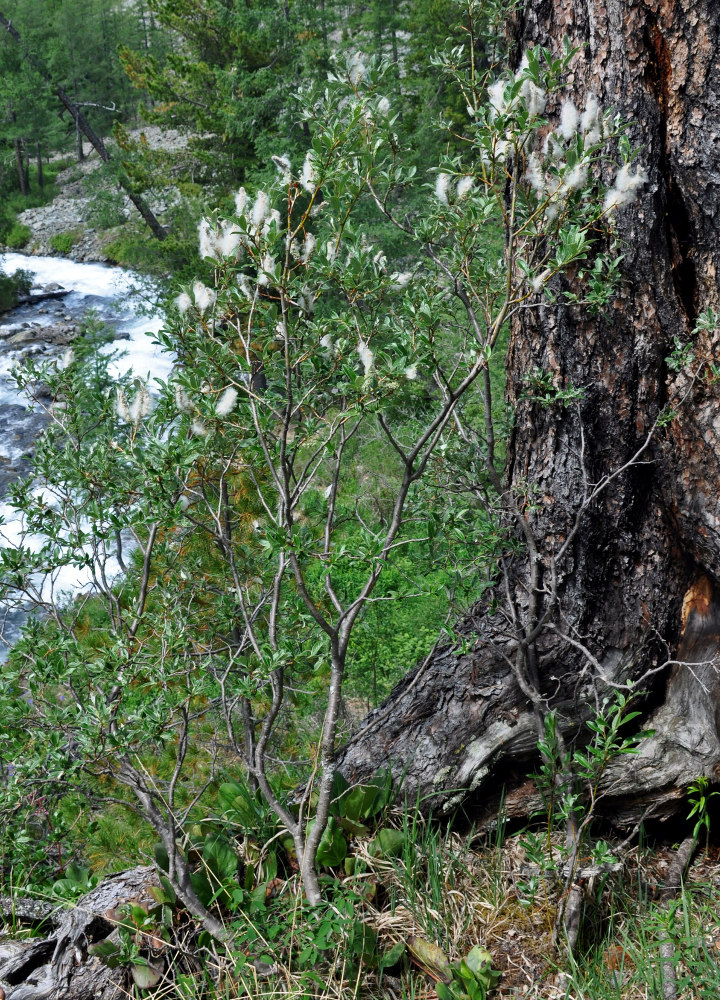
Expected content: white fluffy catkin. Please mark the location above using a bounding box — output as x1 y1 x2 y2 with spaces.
559 100 579 140
357 341 374 376
215 386 238 416
435 172 451 205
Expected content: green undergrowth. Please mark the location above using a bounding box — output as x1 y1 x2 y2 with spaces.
3 564 720 1000
6 780 720 1000
103 224 202 281
48 231 77 254
0 513 487 886
0 266 33 310
555 860 720 1000
0 159 71 247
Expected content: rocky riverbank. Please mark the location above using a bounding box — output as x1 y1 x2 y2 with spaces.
0 277 129 362
13 127 190 264
15 179 101 262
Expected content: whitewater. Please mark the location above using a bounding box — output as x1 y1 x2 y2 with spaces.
0 253 172 655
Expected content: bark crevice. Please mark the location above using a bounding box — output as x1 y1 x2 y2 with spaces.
665 176 699 327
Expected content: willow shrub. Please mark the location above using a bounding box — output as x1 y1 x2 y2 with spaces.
0 19 644 925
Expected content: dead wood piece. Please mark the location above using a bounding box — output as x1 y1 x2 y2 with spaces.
658 836 698 902
0 866 160 1000
658 836 698 1000
0 898 62 929
50 865 160 988
4 964 55 1000
0 941 54 986
0 290 70 317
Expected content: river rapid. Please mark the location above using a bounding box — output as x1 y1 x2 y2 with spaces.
0 253 172 654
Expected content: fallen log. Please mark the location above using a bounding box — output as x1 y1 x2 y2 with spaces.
16 290 70 307
0 289 70 316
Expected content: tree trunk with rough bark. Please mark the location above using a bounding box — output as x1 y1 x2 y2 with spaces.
35 141 43 190
13 137 27 197
338 0 720 828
